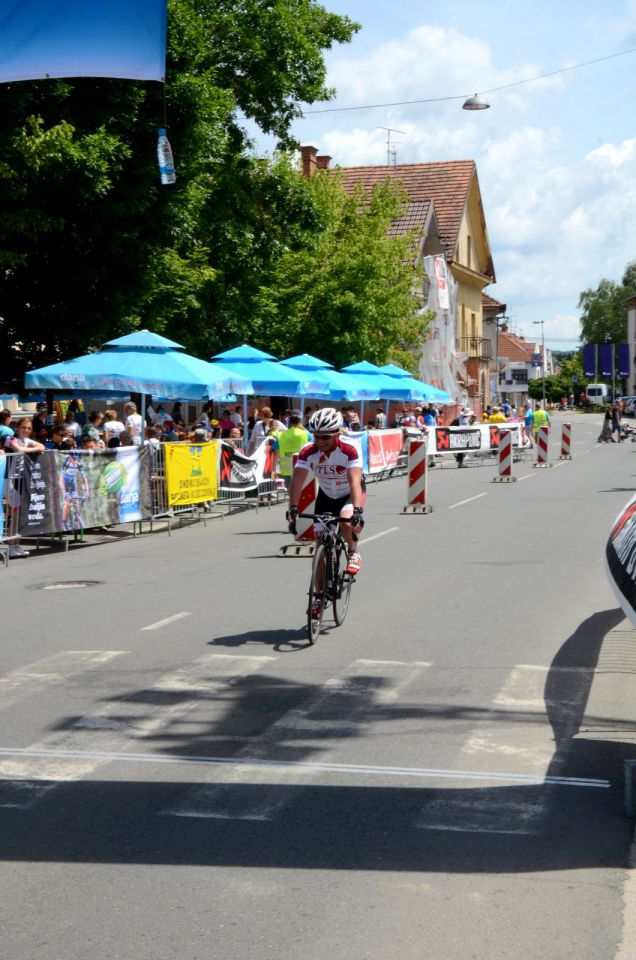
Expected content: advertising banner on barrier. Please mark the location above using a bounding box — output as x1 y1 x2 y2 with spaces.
367 429 403 473
424 423 523 456
165 441 218 506
0 454 6 538
18 447 151 536
218 438 276 492
606 493 636 626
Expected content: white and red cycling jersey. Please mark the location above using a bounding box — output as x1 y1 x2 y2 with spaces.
295 436 362 499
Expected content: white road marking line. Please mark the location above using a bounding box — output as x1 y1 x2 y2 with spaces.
163 659 434 820
0 748 609 789
0 653 276 807
361 527 400 545
141 611 191 631
417 663 593 835
517 472 538 481
0 651 125 713
447 493 488 510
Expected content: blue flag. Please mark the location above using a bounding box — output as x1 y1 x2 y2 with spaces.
0 1 168 83
599 343 613 379
618 344 630 379
583 344 597 380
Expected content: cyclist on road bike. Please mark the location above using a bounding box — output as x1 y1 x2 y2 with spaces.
288 407 365 576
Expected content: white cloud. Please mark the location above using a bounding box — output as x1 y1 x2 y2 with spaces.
327 23 561 110
294 18 636 336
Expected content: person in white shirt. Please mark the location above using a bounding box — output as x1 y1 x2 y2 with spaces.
62 410 82 439
102 408 125 442
124 402 143 445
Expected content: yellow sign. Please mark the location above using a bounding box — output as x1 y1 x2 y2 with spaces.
165 441 218 506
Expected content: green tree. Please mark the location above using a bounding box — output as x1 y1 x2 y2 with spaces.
253 172 432 369
528 374 571 403
578 260 636 344
0 0 358 383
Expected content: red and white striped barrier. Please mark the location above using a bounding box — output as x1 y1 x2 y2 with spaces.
559 422 572 459
401 438 433 514
492 428 516 483
279 455 317 557
533 425 552 468
295 471 317 542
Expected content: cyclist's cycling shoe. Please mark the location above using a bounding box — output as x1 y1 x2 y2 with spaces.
309 594 324 619
346 551 361 575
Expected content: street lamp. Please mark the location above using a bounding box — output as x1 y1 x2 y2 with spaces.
533 320 546 408
462 94 491 110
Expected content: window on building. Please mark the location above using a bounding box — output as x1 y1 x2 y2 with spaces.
511 369 528 384
467 234 472 270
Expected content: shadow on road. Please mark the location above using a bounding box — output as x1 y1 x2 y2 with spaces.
2 608 635 872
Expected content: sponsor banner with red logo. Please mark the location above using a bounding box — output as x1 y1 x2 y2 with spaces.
367 429 403 473
424 422 524 456
606 494 636 626
218 437 276 492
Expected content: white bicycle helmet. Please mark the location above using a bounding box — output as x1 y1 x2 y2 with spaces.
309 407 343 434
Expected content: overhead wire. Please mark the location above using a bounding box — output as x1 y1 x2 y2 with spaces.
303 45 636 115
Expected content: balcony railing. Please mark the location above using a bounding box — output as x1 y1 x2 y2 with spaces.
460 337 492 361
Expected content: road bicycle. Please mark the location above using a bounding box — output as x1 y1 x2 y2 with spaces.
295 512 357 644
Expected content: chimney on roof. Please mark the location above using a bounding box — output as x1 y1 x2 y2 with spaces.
300 145 318 180
501 323 508 333
316 155 331 170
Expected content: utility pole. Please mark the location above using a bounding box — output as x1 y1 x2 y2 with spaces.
533 320 546 408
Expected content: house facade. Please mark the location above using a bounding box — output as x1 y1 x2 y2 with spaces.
299 146 500 408
496 325 554 407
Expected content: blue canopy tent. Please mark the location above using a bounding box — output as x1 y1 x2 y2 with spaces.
211 345 331 441
280 354 381 405
377 364 452 403
25 330 254 435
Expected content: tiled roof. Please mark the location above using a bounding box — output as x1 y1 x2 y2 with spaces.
338 160 476 255
482 292 506 310
498 331 534 363
386 199 432 238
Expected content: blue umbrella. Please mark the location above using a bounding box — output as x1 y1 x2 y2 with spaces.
377 364 451 403
280 354 380 402
212 345 327 396
25 330 254 400
341 361 414 400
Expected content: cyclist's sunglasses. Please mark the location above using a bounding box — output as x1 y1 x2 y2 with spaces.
313 432 338 440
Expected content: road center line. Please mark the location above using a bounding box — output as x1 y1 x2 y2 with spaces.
361 526 400 545
141 611 191 631
447 493 487 510
0 747 610 789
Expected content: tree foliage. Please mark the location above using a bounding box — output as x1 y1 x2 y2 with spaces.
578 260 636 344
0 0 359 384
253 172 432 370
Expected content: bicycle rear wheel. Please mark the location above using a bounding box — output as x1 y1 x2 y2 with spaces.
333 545 353 626
307 544 327 644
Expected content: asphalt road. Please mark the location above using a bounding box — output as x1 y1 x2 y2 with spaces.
2 410 636 960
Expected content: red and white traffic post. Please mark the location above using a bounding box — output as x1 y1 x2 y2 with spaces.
559 422 573 460
533 425 552 468
401 438 433 514
279 455 317 557
492 428 516 483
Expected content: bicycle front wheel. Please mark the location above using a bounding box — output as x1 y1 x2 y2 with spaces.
333 545 353 626
307 544 327 644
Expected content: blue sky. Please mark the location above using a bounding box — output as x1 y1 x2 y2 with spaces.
251 0 636 348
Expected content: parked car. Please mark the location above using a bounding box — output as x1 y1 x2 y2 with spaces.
618 396 636 416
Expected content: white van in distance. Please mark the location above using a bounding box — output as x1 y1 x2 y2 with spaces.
586 383 609 405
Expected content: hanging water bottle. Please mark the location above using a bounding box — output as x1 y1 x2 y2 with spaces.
157 128 176 185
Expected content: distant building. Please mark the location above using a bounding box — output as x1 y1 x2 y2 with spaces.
496 325 554 406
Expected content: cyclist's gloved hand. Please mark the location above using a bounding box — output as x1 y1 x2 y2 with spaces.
287 505 298 535
351 507 364 529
